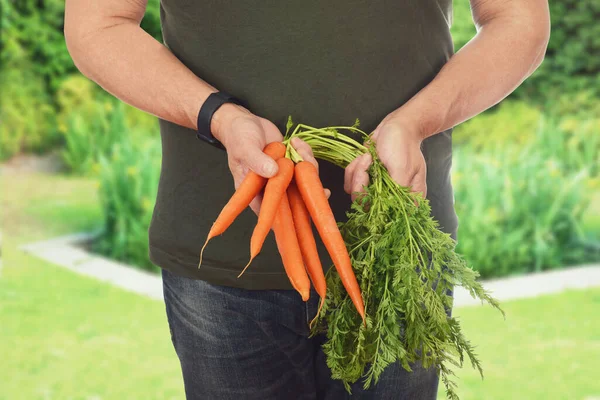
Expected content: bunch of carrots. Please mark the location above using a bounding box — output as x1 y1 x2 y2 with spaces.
199 121 502 399
199 141 365 322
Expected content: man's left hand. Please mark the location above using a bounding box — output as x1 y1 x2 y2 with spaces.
344 117 427 200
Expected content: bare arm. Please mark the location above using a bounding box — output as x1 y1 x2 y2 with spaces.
345 0 551 198
385 0 551 137
64 0 283 199
64 0 233 132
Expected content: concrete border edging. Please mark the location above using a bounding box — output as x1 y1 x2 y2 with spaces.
453 265 600 306
20 232 600 306
20 232 163 300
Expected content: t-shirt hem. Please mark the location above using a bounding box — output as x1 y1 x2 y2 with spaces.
149 245 295 290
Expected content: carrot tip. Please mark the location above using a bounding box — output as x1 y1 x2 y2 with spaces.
237 257 254 278
198 236 211 269
301 291 310 302
309 296 325 330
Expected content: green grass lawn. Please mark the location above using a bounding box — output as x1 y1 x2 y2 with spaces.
442 290 600 400
2 173 599 400
1 174 184 400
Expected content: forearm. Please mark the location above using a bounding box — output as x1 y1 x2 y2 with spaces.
64 2 239 132
391 3 550 139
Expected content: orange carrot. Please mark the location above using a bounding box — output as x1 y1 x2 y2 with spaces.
294 161 365 321
239 157 294 276
199 142 285 267
272 193 311 301
287 182 326 298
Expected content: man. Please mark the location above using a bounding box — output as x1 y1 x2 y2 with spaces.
65 0 549 398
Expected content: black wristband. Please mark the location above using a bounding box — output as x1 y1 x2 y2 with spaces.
196 91 245 150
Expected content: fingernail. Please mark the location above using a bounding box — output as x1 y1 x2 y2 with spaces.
265 161 277 176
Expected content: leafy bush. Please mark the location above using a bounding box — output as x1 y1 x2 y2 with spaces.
1 0 75 94
58 78 128 174
61 102 126 174
453 115 599 278
0 0 162 161
455 96 600 165
95 135 161 272
57 76 159 174
141 0 162 41
521 0 600 99
451 0 476 51
541 115 600 178
453 101 543 150
548 90 600 119
0 51 59 160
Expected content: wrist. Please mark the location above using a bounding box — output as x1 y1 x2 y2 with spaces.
388 98 445 141
211 103 251 146
384 112 425 144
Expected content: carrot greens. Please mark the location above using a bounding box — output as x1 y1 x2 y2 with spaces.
285 119 504 400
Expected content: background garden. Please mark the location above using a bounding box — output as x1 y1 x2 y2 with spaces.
1 0 599 399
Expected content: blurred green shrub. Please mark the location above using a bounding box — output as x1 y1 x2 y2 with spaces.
142 0 162 41
542 115 600 178
521 0 600 99
454 95 600 170
57 76 127 174
1 0 75 94
95 135 161 272
0 0 162 160
60 100 127 174
451 0 476 51
549 90 600 119
57 76 159 174
0 33 59 159
453 116 599 278
453 101 543 150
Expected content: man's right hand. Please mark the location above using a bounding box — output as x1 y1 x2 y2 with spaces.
211 103 284 214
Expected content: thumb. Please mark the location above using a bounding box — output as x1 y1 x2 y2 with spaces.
242 146 279 178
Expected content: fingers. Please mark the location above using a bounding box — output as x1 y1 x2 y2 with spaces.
290 138 330 200
344 157 361 194
344 153 371 198
260 118 286 144
224 116 282 179
249 194 262 215
387 168 412 189
411 165 427 199
351 154 372 201
238 144 279 178
291 137 320 171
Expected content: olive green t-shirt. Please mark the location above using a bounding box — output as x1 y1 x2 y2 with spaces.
149 0 458 289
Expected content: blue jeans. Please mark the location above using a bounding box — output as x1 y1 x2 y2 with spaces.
162 269 440 400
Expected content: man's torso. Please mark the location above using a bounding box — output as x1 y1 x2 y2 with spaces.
149 0 458 288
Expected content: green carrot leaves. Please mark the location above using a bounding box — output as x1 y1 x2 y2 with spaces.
286 123 504 400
